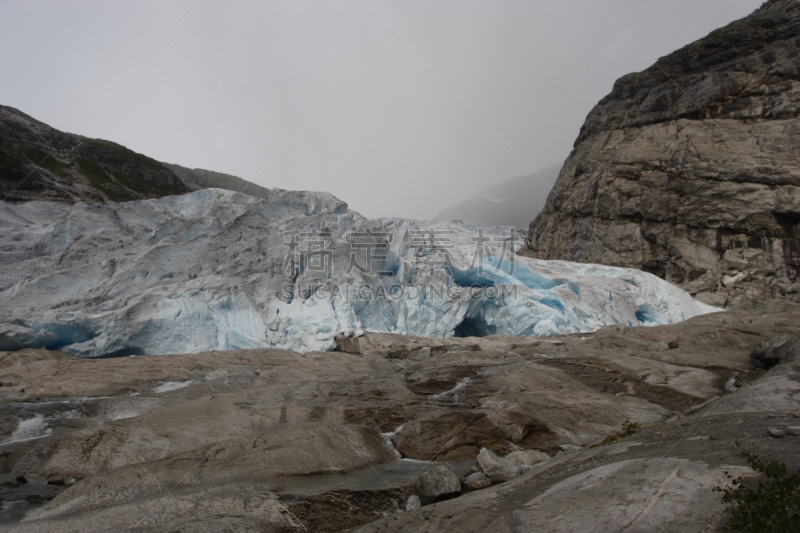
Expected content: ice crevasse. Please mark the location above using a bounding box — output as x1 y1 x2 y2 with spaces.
0 189 717 356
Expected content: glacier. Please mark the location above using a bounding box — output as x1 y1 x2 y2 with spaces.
0 189 717 356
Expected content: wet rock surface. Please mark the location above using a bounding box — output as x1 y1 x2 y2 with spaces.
0 308 796 531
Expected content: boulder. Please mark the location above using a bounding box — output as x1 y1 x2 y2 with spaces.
414 464 461 504
463 472 491 491
785 427 800 437
505 450 551 468
768 428 785 438
406 495 421 511
694 292 728 308
750 336 800 369
477 448 521 483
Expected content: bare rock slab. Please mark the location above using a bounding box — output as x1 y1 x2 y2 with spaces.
513 458 750 533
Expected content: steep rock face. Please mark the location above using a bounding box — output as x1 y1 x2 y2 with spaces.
0 105 268 203
526 0 800 308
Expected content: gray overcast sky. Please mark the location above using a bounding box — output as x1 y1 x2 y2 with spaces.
0 0 763 219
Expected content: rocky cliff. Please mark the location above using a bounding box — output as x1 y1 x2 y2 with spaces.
0 105 268 203
526 0 800 309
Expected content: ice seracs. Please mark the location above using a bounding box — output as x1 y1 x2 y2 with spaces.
0 189 717 356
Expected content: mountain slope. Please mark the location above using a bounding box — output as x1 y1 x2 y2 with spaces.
525 0 800 309
0 105 268 203
435 164 561 228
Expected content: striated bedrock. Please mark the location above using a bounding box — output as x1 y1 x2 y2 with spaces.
1 309 798 531
525 0 800 309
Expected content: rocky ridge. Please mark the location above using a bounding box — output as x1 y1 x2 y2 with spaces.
0 105 268 204
525 0 800 310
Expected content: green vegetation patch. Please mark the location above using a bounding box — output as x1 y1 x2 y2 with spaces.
20 146 70 178
80 139 168 174
715 448 800 532
111 170 186 197
0 140 34 182
79 139 188 199
76 157 123 202
597 420 641 446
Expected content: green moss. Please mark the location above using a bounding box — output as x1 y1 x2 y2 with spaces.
81 139 167 174
601 435 620 445
112 170 185 197
79 139 187 199
0 141 32 182
621 420 640 436
594 420 641 447
76 157 123 202
20 146 70 178
77 157 109 185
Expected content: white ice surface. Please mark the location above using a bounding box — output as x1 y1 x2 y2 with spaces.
0 189 717 356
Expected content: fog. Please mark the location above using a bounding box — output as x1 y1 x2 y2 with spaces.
0 0 762 219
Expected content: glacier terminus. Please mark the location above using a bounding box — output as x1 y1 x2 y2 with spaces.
0 189 716 357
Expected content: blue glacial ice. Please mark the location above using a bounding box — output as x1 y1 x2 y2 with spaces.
0 189 718 356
